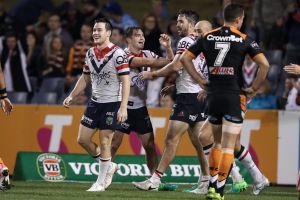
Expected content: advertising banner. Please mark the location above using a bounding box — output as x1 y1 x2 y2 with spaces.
14 152 202 183
0 106 298 184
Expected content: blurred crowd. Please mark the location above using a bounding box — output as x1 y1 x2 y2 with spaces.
0 0 299 110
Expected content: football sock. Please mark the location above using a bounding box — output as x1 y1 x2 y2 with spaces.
96 157 111 185
209 147 222 188
230 161 243 183
216 150 234 196
203 143 213 162
150 169 163 184
235 145 263 183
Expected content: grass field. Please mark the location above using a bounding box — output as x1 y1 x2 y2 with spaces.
0 181 298 200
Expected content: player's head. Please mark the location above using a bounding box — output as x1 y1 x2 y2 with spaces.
194 20 212 39
223 3 244 30
93 18 112 45
125 26 145 50
177 9 199 37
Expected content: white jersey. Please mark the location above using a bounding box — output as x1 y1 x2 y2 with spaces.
125 48 159 109
175 35 207 94
83 43 130 103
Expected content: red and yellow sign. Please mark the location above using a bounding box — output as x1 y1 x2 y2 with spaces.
0 106 278 182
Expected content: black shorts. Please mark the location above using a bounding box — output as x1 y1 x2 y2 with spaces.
169 93 207 125
80 100 120 130
207 93 246 125
116 106 153 135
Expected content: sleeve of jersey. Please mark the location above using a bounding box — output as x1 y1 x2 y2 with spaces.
246 37 264 60
176 37 193 55
82 52 90 75
127 53 135 66
115 49 130 76
187 38 203 58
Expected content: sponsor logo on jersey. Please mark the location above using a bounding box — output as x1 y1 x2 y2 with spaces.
36 153 66 182
91 71 111 85
207 34 243 43
132 75 145 91
116 55 128 65
209 67 234 75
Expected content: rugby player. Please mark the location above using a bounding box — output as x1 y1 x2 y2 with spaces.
0 63 12 191
132 10 210 193
106 26 174 189
182 20 269 195
181 4 269 199
63 18 130 192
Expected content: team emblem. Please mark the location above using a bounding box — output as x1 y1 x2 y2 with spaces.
106 116 113 125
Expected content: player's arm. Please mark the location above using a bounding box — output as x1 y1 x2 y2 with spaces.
180 38 208 89
243 39 270 100
63 74 90 108
160 33 174 60
250 54 269 91
139 54 182 80
115 49 130 123
118 74 130 123
129 57 170 69
0 65 6 89
0 64 13 115
131 34 174 69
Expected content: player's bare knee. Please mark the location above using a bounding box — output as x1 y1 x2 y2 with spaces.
77 136 88 147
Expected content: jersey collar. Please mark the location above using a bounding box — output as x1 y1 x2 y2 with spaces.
93 43 116 60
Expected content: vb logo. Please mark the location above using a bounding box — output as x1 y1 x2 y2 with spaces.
37 153 66 182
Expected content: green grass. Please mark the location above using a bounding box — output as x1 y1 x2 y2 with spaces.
0 181 298 200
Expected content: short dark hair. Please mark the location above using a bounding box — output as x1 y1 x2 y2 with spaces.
48 12 61 20
94 18 113 31
112 27 125 36
223 4 244 22
125 26 143 38
5 31 17 39
177 9 199 25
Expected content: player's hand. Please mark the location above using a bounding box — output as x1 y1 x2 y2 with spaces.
63 96 73 108
198 79 209 91
0 98 13 115
117 106 127 123
242 87 256 102
160 85 175 97
197 90 207 102
159 34 171 48
284 64 300 75
139 71 154 80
